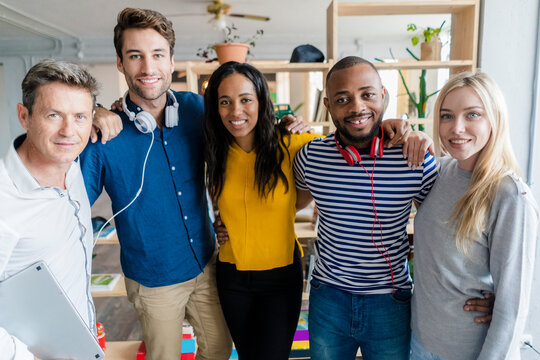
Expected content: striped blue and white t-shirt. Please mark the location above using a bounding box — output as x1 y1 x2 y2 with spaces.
294 133 438 294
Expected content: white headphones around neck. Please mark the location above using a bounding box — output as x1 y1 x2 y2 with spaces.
122 89 180 133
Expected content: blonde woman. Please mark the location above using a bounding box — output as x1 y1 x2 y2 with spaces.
410 71 538 359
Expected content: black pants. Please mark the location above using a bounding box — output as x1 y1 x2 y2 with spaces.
216 247 303 360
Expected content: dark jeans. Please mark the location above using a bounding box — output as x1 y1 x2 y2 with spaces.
216 247 303 360
309 279 411 360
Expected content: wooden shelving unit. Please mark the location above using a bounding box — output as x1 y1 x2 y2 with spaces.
327 0 480 74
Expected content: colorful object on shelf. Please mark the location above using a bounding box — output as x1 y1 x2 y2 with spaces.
274 104 294 122
135 335 196 360
136 341 146 360
96 322 106 350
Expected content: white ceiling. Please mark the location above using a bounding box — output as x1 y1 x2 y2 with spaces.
0 0 449 62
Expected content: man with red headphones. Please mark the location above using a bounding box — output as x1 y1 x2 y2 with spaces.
293 56 490 360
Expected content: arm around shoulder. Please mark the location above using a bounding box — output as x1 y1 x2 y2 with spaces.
78 144 104 206
296 188 313 211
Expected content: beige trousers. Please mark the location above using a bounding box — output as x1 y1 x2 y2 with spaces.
125 255 232 360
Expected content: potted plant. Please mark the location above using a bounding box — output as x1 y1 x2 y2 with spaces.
197 24 264 64
407 20 445 61
375 48 441 131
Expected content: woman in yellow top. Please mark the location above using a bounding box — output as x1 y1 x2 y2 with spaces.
203 61 317 360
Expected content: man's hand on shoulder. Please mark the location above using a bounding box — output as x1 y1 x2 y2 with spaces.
280 114 314 134
382 118 410 148
463 292 495 324
91 106 123 144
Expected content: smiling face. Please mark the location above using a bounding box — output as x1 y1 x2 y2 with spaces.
217 73 259 152
438 86 492 171
17 82 94 171
324 63 385 148
116 27 174 106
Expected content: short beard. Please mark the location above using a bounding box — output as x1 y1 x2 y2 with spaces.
335 114 383 146
126 77 170 101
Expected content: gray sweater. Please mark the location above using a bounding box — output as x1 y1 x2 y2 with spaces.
411 156 538 360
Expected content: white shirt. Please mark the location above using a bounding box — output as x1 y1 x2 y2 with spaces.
0 136 95 360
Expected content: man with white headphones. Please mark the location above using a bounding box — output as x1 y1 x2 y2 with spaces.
80 8 233 360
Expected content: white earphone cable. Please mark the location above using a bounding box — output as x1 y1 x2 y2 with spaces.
93 131 155 246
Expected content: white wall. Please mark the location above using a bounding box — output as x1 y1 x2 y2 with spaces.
479 0 540 358
85 62 126 108
0 57 27 142
0 64 11 155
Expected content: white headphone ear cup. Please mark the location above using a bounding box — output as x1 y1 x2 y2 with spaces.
165 103 179 128
164 90 179 128
134 111 157 133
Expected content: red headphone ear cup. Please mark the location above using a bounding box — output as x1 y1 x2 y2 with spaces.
345 146 361 165
341 151 355 166
369 126 385 158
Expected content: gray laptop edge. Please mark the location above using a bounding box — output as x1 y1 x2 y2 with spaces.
0 261 104 359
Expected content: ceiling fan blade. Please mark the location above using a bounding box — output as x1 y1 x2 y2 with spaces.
228 13 270 21
167 13 208 17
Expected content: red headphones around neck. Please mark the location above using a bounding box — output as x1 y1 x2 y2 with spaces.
334 126 384 166
333 125 395 293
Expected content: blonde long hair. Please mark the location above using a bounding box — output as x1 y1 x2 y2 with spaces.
433 71 521 254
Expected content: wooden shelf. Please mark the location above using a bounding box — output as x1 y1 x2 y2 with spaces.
295 222 317 240
186 61 332 93
187 61 331 76
327 0 480 73
336 0 478 16
375 60 474 70
92 275 127 297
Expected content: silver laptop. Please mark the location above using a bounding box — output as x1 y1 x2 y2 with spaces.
0 261 105 359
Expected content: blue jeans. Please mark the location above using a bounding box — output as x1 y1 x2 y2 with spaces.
308 279 411 360
410 332 447 360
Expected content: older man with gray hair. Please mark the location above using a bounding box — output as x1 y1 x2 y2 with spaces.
0 59 99 359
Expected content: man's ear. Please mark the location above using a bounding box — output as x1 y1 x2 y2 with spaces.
382 86 389 111
170 55 175 73
323 97 329 110
116 55 124 74
17 103 30 130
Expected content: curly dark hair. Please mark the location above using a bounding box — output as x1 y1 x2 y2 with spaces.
203 61 291 200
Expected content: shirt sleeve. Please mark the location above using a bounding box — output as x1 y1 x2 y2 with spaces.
293 140 311 191
413 152 439 204
0 222 33 360
477 179 538 359
79 143 104 206
0 219 18 278
0 328 33 360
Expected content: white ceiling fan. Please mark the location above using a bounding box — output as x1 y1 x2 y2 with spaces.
168 0 270 30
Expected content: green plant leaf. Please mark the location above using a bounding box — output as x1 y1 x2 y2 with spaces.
293 102 304 113
406 47 420 61
411 36 419 46
407 23 417 32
